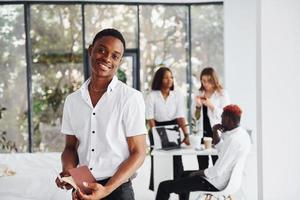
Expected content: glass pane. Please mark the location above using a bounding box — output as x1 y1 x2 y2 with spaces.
191 5 224 92
0 5 28 153
139 5 188 96
31 5 84 152
119 56 133 87
84 5 137 49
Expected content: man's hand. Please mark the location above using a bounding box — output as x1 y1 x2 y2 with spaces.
55 171 73 190
212 124 224 133
72 189 83 200
212 124 224 145
76 182 112 200
56 135 79 190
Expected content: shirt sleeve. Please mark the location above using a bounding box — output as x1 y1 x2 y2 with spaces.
204 139 241 179
145 92 155 120
209 90 230 126
61 95 74 135
174 91 186 118
123 92 147 137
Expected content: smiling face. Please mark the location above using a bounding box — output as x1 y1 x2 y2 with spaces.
88 36 124 79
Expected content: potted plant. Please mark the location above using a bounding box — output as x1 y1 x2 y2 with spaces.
188 118 203 150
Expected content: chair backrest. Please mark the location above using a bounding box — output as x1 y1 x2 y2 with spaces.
220 155 247 196
246 128 253 144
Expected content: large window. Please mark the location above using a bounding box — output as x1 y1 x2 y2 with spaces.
30 5 84 152
84 5 138 49
139 5 188 95
191 5 224 93
0 2 223 152
0 5 27 153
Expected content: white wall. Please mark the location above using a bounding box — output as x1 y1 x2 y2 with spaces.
224 0 258 199
259 0 300 199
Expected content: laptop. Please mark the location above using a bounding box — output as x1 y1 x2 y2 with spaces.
152 125 182 150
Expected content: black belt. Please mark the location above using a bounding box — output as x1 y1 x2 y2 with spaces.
155 119 177 126
97 177 131 185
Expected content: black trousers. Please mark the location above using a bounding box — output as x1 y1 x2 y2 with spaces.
197 155 218 170
98 178 135 200
155 173 219 200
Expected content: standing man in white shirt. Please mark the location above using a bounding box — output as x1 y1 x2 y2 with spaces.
55 28 147 200
155 104 251 200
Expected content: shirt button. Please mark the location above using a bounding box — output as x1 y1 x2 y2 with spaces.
92 131 95 134
93 112 95 115
90 168 93 170
92 149 94 152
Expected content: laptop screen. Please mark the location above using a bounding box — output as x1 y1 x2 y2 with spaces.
152 125 181 150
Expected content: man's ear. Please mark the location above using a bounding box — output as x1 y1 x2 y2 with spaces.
88 45 93 56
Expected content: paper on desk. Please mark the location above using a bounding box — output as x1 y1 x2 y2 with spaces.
0 164 16 177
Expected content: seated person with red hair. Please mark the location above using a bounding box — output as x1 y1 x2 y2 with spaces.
155 104 251 200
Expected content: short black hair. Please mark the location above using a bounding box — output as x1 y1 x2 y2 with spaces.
92 28 126 50
151 67 174 91
223 111 241 125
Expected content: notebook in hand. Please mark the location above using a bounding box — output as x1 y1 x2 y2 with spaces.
152 125 182 150
60 165 96 194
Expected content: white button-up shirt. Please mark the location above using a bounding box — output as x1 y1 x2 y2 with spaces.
204 126 251 190
145 90 186 122
61 76 147 180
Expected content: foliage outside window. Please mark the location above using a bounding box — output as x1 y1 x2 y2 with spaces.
0 3 223 152
0 5 28 153
139 5 188 95
30 5 84 152
191 5 224 93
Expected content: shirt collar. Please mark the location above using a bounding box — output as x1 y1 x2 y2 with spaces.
80 76 119 97
221 126 241 138
107 76 118 92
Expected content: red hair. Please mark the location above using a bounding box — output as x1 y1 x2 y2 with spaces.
223 104 242 117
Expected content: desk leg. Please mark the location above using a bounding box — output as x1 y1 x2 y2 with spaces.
153 155 174 193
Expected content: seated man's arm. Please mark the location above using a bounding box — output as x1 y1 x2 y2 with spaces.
212 124 223 145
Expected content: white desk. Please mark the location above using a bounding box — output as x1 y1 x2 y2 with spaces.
0 153 71 200
151 146 218 192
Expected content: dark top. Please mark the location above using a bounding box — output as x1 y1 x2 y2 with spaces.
203 105 213 138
